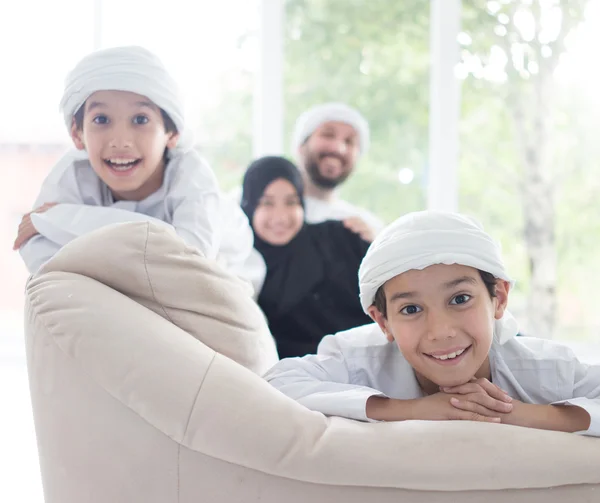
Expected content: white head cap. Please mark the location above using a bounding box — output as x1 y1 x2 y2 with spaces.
60 46 192 151
358 211 519 344
291 102 370 155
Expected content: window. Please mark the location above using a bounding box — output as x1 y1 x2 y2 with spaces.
459 0 600 344
0 2 257 501
283 0 431 222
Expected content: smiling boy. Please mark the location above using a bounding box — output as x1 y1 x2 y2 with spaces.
264 211 600 436
14 46 254 283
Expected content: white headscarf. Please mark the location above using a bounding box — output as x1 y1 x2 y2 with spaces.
59 46 192 151
358 211 519 344
291 102 370 155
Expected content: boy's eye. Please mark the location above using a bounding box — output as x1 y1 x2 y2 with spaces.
133 115 149 125
450 294 471 305
400 305 422 315
92 115 109 125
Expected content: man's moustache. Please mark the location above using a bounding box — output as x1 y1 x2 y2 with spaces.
318 153 345 163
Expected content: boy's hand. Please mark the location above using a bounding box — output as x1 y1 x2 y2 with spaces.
441 377 514 417
342 216 376 243
367 385 512 423
13 203 58 250
413 385 512 421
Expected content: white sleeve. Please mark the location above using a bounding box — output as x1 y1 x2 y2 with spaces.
552 360 600 437
30 204 170 246
20 205 171 274
240 249 266 299
215 195 255 280
263 335 386 421
19 151 86 273
355 208 385 235
19 236 62 274
30 150 86 207
166 154 222 260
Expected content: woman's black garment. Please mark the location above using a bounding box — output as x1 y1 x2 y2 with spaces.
241 155 372 358
256 220 372 358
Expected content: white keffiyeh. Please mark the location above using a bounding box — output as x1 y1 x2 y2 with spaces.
358 211 519 344
291 102 370 154
59 45 192 151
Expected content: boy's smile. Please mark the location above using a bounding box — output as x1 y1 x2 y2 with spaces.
103 157 142 173
424 344 472 365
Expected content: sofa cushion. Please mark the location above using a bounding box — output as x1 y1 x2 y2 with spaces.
38 221 278 375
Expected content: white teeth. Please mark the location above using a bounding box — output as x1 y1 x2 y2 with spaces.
431 348 466 360
108 158 138 165
106 158 139 171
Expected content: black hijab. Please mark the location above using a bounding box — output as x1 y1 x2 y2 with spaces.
241 156 304 218
241 156 306 266
241 157 317 312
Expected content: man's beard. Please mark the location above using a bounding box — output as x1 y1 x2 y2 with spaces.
304 152 352 190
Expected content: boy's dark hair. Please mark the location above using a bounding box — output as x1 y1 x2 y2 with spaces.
73 103 177 134
373 270 498 318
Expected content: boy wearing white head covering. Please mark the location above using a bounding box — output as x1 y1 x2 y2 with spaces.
265 211 600 437
292 102 383 239
14 46 256 284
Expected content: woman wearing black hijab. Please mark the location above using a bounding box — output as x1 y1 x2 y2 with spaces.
241 156 373 358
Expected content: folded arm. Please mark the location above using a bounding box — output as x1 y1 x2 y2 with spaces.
549 359 600 436
263 336 385 421
19 204 170 273
490 358 600 436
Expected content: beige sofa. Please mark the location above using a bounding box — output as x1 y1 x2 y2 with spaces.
24 222 600 503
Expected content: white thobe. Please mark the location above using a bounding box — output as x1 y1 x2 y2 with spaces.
20 149 260 286
302 195 384 232
264 324 600 437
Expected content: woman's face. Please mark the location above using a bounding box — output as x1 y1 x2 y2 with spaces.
252 178 304 245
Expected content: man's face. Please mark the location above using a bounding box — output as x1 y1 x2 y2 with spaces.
299 121 360 190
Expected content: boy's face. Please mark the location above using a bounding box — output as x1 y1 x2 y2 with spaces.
368 264 509 393
71 90 179 201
